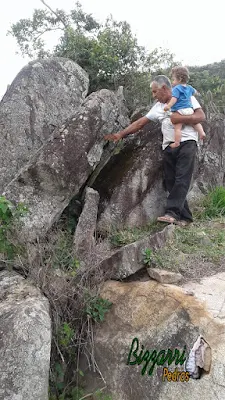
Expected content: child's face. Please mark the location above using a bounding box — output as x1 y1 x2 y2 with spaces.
172 75 181 86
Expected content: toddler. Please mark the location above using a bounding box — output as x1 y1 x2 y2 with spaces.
164 66 206 148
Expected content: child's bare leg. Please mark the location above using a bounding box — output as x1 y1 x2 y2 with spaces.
170 123 182 148
194 123 206 139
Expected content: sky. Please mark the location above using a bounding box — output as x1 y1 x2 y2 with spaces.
1 0 225 99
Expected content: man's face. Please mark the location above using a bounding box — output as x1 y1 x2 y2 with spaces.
151 82 171 104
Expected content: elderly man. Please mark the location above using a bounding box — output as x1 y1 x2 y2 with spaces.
104 75 205 225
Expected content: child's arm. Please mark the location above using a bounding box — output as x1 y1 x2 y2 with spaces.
164 97 177 111
194 90 201 97
190 86 200 96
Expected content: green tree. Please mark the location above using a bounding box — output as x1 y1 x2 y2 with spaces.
55 15 146 93
9 1 176 110
9 1 99 58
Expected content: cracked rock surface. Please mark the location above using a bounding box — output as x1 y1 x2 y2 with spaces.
0 270 51 400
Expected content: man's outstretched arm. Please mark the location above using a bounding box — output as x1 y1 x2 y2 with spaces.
104 116 150 142
170 108 206 125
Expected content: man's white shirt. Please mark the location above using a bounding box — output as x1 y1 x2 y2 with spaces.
145 97 201 150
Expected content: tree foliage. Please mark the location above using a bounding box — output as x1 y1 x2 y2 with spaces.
189 63 225 113
9 1 177 111
55 16 146 92
8 2 225 112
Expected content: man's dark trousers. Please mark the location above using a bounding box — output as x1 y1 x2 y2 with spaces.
163 140 197 222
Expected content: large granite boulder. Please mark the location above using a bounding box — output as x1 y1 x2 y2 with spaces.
189 116 225 201
82 276 225 400
94 121 166 233
0 58 89 192
0 270 51 400
4 88 130 241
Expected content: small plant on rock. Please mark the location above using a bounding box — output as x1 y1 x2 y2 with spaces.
0 196 28 258
142 248 153 266
109 222 162 247
58 322 75 348
48 230 80 276
86 295 112 323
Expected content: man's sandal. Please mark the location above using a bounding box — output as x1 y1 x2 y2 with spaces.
157 215 177 224
157 215 189 227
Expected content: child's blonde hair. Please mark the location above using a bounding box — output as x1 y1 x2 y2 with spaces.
171 66 190 84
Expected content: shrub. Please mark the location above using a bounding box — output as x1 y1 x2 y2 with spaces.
202 186 225 218
86 295 112 323
142 248 153 266
0 196 28 258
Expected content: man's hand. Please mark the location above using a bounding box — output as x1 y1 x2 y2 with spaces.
170 142 180 148
164 105 170 112
104 132 122 142
104 116 150 143
200 132 206 140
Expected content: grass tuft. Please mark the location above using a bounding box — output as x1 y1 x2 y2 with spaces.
109 221 163 247
198 186 225 219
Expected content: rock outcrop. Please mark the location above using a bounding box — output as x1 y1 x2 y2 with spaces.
0 58 89 192
2 57 225 242
1 58 225 400
94 121 166 233
0 270 51 400
4 89 129 241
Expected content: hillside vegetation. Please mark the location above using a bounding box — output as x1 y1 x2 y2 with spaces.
9 2 225 113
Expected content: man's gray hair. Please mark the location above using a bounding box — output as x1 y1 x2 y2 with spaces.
151 75 172 89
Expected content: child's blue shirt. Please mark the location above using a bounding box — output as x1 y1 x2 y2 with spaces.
171 84 196 111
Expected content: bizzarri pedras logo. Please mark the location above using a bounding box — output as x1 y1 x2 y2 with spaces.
126 337 189 382
126 336 212 382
